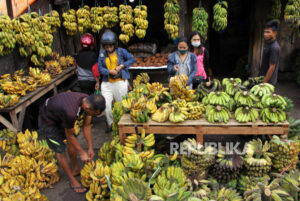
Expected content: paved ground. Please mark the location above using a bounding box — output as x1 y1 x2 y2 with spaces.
42 81 300 201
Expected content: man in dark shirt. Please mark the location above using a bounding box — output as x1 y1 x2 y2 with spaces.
258 20 281 85
38 92 105 193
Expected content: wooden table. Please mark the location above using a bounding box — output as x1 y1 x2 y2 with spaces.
118 114 289 144
0 67 76 132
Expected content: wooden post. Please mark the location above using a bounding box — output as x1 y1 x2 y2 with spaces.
178 0 187 37
6 0 13 18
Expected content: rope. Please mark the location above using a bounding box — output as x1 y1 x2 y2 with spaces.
81 0 84 8
198 0 202 8
27 0 31 13
105 175 113 192
67 1 71 10
124 0 127 5
148 160 161 187
49 3 52 12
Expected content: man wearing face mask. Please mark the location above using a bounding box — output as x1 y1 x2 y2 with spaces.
189 32 210 89
167 36 197 88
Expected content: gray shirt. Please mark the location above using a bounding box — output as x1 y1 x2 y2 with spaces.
175 53 192 88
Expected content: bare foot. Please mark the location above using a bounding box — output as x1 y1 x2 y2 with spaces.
69 178 86 193
71 167 81 177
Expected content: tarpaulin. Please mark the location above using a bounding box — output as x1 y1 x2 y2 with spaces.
12 0 37 17
0 0 8 15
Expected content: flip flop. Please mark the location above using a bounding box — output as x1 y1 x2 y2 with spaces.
69 183 87 194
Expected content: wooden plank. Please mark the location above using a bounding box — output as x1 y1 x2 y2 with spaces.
0 115 17 133
197 134 204 144
53 84 58 95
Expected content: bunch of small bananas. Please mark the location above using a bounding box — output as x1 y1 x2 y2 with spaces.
250 83 275 98
89 160 111 192
43 10 61 33
152 103 172 123
222 78 243 96
1 77 29 96
133 73 150 88
86 182 107 201
45 60 62 78
112 102 125 137
195 79 221 100
169 74 196 102
0 129 17 153
0 93 20 109
76 5 91 33
80 161 95 188
206 105 232 123
0 15 16 56
186 101 205 120
62 9 77 36
237 174 270 192
242 76 264 90
29 67 51 86
103 6 119 28
244 139 273 177
169 105 187 123
90 7 104 33
260 107 286 123
164 0 180 40
124 129 155 154
98 141 114 166
234 91 258 107
192 7 208 42
270 135 299 172
268 0 282 20
134 5 148 39
119 4 134 44
234 106 259 123
212 1 228 32
284 0 300 32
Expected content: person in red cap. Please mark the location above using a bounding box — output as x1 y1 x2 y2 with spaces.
75 33 98 94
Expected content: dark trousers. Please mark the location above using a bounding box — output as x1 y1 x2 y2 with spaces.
78 80 96 95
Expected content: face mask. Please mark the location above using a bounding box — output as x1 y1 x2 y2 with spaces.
178 49 188 55
192 41 201 47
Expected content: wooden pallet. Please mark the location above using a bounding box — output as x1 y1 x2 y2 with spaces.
118 114 289 144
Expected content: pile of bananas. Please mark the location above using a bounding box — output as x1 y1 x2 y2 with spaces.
134 5 148 39
270 135 299 172
237 174 270 192
206 105 232 123
277 170 300 200
242 76 264 90
211 147 244 182
134 73 150 88
76 5 91 33
98 141 114 165
169 74 196 101
234 91 258 107
151 103 172 123
284 0 300 32
80 161 95 188
268 0 282 20
260 107 286 123
212 1 228 32
0 93 20 109
222 78 243 96
147 83 172 108
62 9 77 36
90 7 104 33
43 10 61 33
192 7 209 42
234 106 259 123
0 129 17 154
1 77 29 96
250 83 275 98
124 129 155 154
164 0 180 40
169 105 187 123
195 79 221 100
186 101 205 120
244 139 273 177
209 187 242 201
0 15 16 56
129 95 150 123
45 60 62 78
103 6 119 28
29 67 52 86
181 138 215 175
119 4 134 44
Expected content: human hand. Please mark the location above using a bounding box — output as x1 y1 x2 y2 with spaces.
87 148 95 160
79 151 90 163
110 70 118 75
95 82 100 90
115 65 123 72
174 65 179 72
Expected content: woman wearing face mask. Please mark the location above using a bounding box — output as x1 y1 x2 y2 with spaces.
98 30 135 131
189 31 210 89
167 36 197 88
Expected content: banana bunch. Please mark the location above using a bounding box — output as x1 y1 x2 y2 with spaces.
134 109 150 123
222 77 242 87
133 73 150 88
1 78 29 96
138 149 155 162
0 15 16 56
169 74 196 101
119 5 134 44
89 160 111 190
164 0 180 40
86 182 106 201
244 139 273 177
212 1 228 32
152 104 172 122
242 76 264 90
0 129 16 152
147 83 172 107
45 60 62 78
29 67 51 86
80 161 95 188
73 112 85 135
192 7 209 42
147 99 157 114
260 107 286 123
234 106 259 123
268 0 282 20
169 105 187 123
237 174 270 192
112 102 125 137
195 79 221 100
124 129 155 153
234 91 258 107
134 5 148 39
113 178 152 201
66 55 75 66
276 170 300 200
122 153 144 172
209 187 242 201
103 6 119 28
186 101 205 120
98 141 114 165
261 93 287 109
59 56 74 69
206 91 231 107
62 9 77 36
76 5 91 33
43 10 61 33
289 117 300 139
206 105 232 123
284 0 300 32
0 93 20 109
250 83 274 98
270 135 299 172
243 178 293 201
90 7 104 33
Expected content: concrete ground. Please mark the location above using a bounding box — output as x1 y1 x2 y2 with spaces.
41 81 300 201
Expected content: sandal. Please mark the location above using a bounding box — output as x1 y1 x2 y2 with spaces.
69 183 87 194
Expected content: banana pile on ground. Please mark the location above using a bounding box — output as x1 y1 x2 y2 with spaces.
260 93 287 123
164 0 180 40
212 1 228 32
276 169 300 201
45 60 62 78
270 135 299 172
76 5 91 33
0 129 59 200
268 0 281 20
90 7 104 33
29 67 52 86
0 14 16 56
208 187 242 201
62 9 77 36
0 93 20 109
169 74 196 102
103 6 119 28
134 5 148 39
119 4 134 44
195 78 221 100
244 138 273 177
210 147 244 182
98 140 115 165
237 174 270 192
43 10 61 33
123 129 155 154
192 6 208 42
181 138 215 175
284 0 300 32
0 129 17 154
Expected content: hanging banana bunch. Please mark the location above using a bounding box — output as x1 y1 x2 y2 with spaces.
164 0 180 40
119 4 134 44
43 10 61 33
76 5 91 34
268 0 281 20
62 9 77 36
0 14 16 56
90 7 104 33
103 6 119 28
284 0 300 34
192 2 208 42
134 4 148 39
212 1 228 32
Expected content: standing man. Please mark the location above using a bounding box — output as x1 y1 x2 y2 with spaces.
38 92 105 193
258 20 281 85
